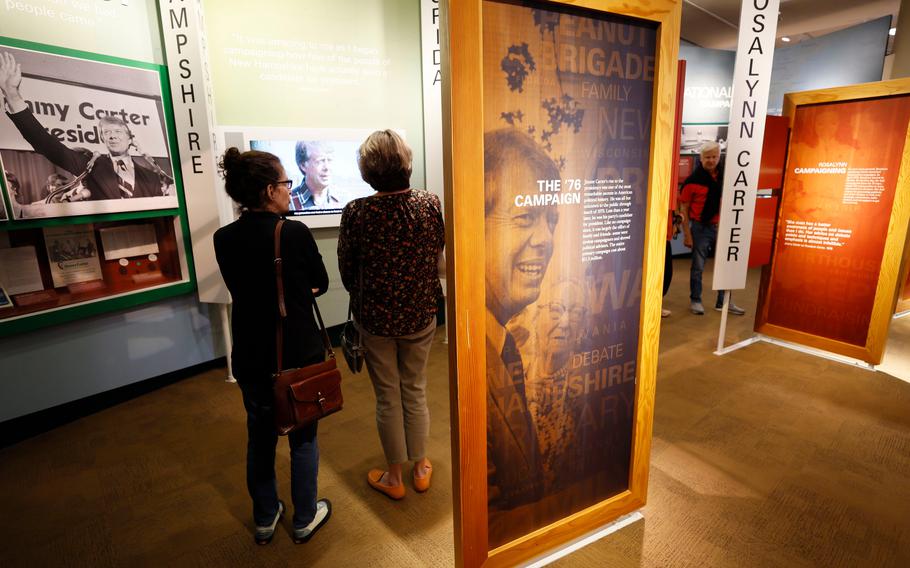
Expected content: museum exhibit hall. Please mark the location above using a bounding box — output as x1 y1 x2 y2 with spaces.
1 1 909 566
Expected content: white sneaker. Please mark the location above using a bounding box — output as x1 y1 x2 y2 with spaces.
293 498 332 544
690 302 705 315
715 303 746 316
254 500 284 545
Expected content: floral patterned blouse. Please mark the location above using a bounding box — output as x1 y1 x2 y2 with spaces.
338 189 445 337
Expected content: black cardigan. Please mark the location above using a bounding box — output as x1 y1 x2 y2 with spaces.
214 211 329 384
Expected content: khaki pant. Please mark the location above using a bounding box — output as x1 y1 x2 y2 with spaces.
358 318 436 464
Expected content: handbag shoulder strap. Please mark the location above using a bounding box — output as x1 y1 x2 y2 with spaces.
274 219 335 373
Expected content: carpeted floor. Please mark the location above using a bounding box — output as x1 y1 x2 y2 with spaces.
1 259 908 567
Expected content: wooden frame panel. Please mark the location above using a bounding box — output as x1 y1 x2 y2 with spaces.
441 1 680 566
897 229 910 313
755 78 910 364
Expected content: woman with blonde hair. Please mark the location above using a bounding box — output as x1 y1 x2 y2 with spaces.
338 130 445 500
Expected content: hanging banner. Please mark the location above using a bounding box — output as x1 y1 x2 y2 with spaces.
421 0 444 203
712 0 779 291
158 0 230 303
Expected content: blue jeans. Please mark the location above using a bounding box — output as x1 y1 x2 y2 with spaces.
241 383 318 530
690 221 725 306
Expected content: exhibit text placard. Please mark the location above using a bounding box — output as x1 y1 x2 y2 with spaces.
757 96 910 347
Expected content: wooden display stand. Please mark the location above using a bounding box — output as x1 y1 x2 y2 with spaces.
0 215 191 334
754 79 910 364
441 1 680 566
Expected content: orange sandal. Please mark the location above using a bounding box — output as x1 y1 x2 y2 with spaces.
413 463 432 493
367 469 405 500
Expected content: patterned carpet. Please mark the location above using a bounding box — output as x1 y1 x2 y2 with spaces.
0 260 908 567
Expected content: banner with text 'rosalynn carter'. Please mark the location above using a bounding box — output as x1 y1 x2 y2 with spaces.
482 0 656 549
756 96 910 347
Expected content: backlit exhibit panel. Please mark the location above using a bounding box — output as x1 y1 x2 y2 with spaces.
758 96 910 345
482 0 656 548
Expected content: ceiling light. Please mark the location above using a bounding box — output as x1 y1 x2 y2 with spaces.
781 36 791 42
890 27 897 36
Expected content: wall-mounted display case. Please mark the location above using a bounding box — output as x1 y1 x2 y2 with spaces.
0 37 195 336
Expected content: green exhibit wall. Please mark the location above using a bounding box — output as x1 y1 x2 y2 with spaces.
0 0 164 64
0 0 428 421
0 0 216 423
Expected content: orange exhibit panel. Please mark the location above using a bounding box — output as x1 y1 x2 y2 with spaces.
678 155 695 183
748 196 778 268
902 268 910 309
899 243 910 313
758 115 789 190
670 60 686 210
756 92 910 361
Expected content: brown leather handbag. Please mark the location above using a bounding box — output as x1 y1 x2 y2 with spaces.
272 220 343 435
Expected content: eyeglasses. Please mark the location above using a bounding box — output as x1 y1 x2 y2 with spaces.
542 302 586 322
274 180 293 189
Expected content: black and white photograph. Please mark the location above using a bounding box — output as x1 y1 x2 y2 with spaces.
0 44 178 220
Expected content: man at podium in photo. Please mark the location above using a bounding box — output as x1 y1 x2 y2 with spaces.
0 52 169 202
483 129 560 543
290 140 342 210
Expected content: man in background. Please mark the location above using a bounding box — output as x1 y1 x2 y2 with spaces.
679 141 745 316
